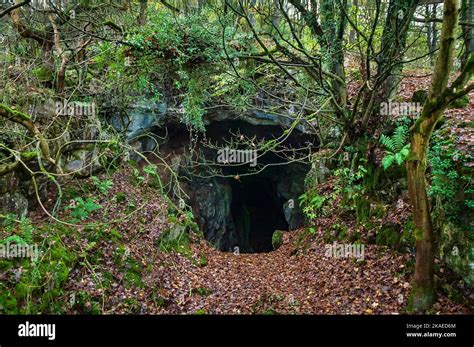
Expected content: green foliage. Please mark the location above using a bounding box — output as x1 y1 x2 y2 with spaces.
2 215 34 244
271 230 284 250
299 191 326 220
334 159 368 205
66 197 102 222
376 227 400 247
448 94 469 109
0 224 77 314
380 125 410 170
192 287 212 296
131 167 145 185
428 131 472 220
91 176 113 195
198 253 208 267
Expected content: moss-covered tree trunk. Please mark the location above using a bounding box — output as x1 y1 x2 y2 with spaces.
406 0 474 311
407 114 439 310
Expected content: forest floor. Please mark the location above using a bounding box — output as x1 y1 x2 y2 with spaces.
144 231 471 315
18 73 472 315
26 167 471 315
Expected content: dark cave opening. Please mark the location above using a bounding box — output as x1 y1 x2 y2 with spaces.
230 175 288 253
161 119 315 254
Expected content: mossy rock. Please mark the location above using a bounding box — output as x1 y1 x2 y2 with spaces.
448 94 469 109
439 222 474 287
411 89 428 104
376 226 400 247
159 223 191 255
272 230 284 250
354 196 370 222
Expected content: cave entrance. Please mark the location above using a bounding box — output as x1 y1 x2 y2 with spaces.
170 119 315 254
231 175 288 253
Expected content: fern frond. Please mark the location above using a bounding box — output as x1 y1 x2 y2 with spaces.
382 154 395 170
393 125 408 152
380 134 394 151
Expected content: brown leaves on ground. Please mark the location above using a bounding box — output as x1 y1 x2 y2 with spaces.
36 168 469 315
143 230 470 315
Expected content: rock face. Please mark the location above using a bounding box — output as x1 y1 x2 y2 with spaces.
188 178 238 252
203 109 314 134
61 148 102 177
439 222 474 287
109 101 168 139
276 165 306 230
0 172 19 195
0 192 28 218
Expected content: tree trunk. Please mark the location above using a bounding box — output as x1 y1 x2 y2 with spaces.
407 0 463 312
138 0 148 26
461 0 474 68
377 0 420 101
406 117 438 311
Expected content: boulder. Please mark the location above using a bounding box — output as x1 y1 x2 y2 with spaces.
109 101 167 140
0 192 28 218
0 172 19 194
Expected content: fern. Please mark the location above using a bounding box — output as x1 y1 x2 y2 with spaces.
392 125 408 152
380 125 410 170
379 133 395 152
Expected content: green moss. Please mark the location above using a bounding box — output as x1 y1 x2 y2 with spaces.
0 286 18 314
355 196 370 222
198 253 208 267
376 227 400 247
0 103 32 122
411 89 428 104
272 230 284 250
115 192 126 203
0 259 13 272
441 283 466 304
448 94 469 109
124 271 144 288
193 308 207 315
192 287 212 296
400 219 416 247
159 224 191 255
123 257 144 288
263 308 277 315
332 223 349 241
407 282 436 313
32 66 54 82
439 222 474 287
